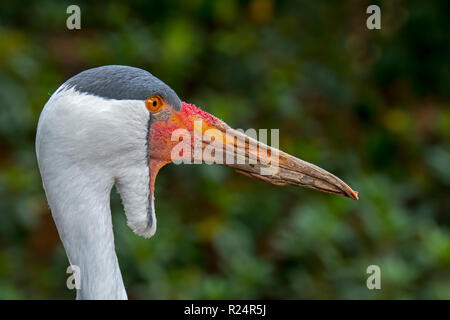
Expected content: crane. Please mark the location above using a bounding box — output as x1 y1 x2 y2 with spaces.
35 65 358 299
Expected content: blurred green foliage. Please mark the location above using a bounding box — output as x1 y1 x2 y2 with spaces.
0 0 449 299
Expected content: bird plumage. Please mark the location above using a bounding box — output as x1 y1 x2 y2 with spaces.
64 65 181 108
36 67 170 298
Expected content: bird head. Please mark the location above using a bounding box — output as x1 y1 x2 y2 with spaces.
36 65 358 240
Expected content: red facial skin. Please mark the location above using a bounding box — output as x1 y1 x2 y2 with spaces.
149 102 222 163
148 102 223 199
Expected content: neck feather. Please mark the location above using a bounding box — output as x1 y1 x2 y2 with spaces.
45 167 127 299
36 88 153 299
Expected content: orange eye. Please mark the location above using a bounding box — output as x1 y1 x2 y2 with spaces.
145 95 164 113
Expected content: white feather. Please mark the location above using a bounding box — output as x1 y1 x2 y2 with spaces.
36 86 155 299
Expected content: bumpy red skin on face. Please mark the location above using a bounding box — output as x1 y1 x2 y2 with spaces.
147 102 224 202
149 101 222 163
179 102 219 128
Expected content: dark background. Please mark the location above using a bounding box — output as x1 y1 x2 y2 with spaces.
0 0 449 299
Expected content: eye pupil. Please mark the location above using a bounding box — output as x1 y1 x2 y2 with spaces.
145 96 163 113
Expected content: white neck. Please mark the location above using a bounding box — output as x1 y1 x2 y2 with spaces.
36 88 156 299
49 167 127 300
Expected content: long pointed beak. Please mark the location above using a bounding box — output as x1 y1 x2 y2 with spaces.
201 123 359 200
150 102 359 200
